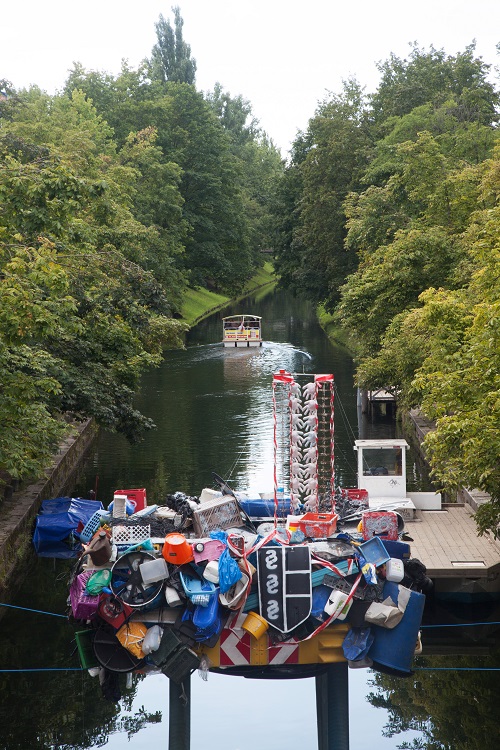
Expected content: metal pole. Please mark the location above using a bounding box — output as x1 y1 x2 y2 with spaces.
316 662 349 750
168 677 191 750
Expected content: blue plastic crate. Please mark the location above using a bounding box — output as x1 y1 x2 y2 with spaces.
79 510 109 544
358 536 390 567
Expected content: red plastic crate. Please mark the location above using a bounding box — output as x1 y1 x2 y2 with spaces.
361 510 399 541
296 512 338 539
114 488 147 512
344 488 369 504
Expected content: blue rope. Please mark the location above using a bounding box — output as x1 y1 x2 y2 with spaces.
421 621 500 628
0 602 67 619
0 668 86 673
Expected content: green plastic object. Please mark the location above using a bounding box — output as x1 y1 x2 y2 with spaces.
74 629 99 669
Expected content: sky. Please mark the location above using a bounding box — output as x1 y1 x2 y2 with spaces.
2 1 500 154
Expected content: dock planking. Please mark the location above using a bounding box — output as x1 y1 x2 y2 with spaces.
408 504 500 579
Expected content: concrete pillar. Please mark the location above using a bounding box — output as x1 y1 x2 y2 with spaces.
316 662 349 750
169 677 191 750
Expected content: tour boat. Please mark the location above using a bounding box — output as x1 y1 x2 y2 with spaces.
222 314 262 347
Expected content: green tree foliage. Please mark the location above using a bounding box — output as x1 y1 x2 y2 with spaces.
274 79 372 308
272 41 500 529
370 43 500 126
368 650 500 750
0 91 187 480
206 83 284 263
150 7 197 85
0 9 282 481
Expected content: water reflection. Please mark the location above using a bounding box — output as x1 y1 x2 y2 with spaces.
0 287 498 750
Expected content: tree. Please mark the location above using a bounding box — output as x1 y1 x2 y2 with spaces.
150 7 197 85
207 83 284 263
273 78 372 308
370 43 499 126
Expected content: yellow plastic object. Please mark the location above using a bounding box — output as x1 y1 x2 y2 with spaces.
199 621 349 667
242 611 269 640
298 623 349 663
116 622 147 659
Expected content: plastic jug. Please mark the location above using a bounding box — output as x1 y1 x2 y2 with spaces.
324 590 352 620
87 531 112 566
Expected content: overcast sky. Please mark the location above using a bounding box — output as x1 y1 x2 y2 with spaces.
2 1 499 153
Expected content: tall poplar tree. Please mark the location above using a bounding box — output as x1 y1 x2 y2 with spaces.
150 7 197 85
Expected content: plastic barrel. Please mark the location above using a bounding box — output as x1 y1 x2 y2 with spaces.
368 581 425 675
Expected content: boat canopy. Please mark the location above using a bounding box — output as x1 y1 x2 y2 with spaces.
222 315 262 347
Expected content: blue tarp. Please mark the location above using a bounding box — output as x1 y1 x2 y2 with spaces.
33 497 103 558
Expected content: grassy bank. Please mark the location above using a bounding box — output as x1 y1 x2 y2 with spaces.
181 261 276 326
317 304 352 350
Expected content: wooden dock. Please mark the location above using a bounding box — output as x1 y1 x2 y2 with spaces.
407 503 500 597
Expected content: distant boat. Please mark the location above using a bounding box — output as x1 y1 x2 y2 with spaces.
222 314 262 347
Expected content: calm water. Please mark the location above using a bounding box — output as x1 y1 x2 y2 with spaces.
0 287 498 750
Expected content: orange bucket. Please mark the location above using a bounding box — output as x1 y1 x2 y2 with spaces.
242 611 269 640
162 533 194 565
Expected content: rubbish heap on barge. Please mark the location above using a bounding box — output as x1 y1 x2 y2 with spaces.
54 372 432 686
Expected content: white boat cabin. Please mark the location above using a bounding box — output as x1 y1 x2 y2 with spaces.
222 314 262 347
354 439 408 499
354 439 441 516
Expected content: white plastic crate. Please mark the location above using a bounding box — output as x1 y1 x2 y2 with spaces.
112 495 129 518
112 524 151 546
192 496 242 536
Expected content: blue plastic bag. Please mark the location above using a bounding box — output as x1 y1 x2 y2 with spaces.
210 531 242 593
342 627 374 661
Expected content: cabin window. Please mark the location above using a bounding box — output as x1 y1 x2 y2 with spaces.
362 447 403 476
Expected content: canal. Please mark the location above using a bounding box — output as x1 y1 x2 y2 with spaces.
0 286 499 749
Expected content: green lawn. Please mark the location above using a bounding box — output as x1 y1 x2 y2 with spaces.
180 261 276 326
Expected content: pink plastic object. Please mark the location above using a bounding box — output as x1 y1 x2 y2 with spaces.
362 510 399 541
192 539 226 564
69 571 99 620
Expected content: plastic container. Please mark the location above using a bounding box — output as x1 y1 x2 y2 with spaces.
166 586 183 607
191 496 242 536
362 510 399 541
69 571 100 620
381 539 411 561
342 488 369 504
358 536 390 567
79 510 109 544
369 581 425 675
86 531 112 566
114 488 147 512
324 590 352 620
242 611 269 639
139 557 170 584
385 558 405 582
202 560 220 583
296 512 338 538
179 570 217 604
192 591 221 637
109 495 136 517
162 533 194 565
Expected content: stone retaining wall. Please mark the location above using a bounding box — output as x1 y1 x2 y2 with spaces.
0 419 98 601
